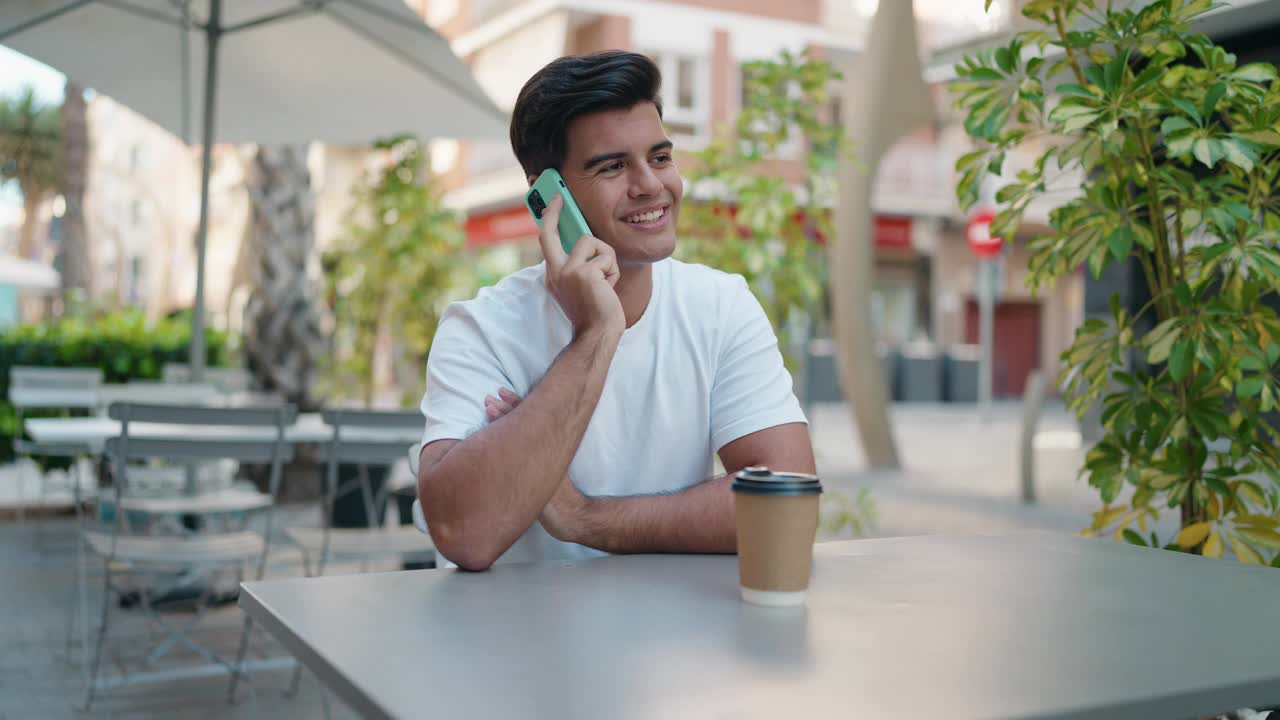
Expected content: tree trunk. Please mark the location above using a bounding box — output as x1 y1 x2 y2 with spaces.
831 0 931 469
242 144 326 411
18 187 40 260
59 81 92 304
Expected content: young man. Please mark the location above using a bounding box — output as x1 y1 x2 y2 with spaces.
412 51 815 571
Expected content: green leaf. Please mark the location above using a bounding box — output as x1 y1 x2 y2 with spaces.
1238 527 1280 551
995 46 1015 74
1158 40 1185 57
1169 339 1194 381
1178 521 1213 549
1171 98 1203 125
1107 225 1135 260
1203 530 1225 558
1193 138 1217 168
1229 63 1278 83
1229 535 1264 564
1056 83 1097 98
968 68 1004 82
1237 480 1269 508
1161 116 1195 135
1103 55 1126 92
1221 138 1256 172
1167 132 1196 156
1202 82 1228 119
1146 322 1181 364
1237 376 1265 398
1122 528 1148 547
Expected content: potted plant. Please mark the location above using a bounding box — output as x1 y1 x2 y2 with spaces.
954 0 1280 563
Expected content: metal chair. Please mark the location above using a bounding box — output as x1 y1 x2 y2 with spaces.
7 366 102 522
162 362 254 394
80 401 297 710
286 409 433 578
98 380 221 407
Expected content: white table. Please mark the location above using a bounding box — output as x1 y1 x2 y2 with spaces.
239 533 1280 720
9 382 222 410
23 413 423 454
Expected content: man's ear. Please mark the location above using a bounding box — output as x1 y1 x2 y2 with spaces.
527 174 538 187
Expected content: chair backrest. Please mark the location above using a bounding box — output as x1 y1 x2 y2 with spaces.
162 363 254 393
320 409 423 465
98 381 220 407
106 402 299 462
10 365 104 390
8 366 103 409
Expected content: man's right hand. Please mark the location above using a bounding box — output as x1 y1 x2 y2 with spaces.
538 194 625 337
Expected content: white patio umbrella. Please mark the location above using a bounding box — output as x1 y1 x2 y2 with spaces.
0 0 508 377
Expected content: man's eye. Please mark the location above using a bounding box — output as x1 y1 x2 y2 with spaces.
653 154 672 164
602 161 624 173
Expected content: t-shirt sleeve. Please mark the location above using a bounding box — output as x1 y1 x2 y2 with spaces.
709 275 808 452
408 302 513 476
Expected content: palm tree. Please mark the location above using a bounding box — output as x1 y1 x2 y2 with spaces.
241 144 327 411
0 87 61 262
59 81 91 301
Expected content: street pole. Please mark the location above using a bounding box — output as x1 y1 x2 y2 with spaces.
978 258 994 423
190 0 221 382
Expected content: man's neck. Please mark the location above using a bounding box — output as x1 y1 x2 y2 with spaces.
615 262 654 329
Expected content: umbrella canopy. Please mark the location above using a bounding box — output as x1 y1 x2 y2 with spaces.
0 0 506 144
0 0 508 376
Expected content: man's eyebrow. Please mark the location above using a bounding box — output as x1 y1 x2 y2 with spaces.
583 140 675 171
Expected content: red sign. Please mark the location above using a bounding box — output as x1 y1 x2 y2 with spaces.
465 206 538 248
966 209 1003 258
874 216 913 250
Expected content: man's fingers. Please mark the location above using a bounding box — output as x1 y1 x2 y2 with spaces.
537 194 568 273
497 388 522 406
484 394 515 419
566 232 601 266
586 253 621 287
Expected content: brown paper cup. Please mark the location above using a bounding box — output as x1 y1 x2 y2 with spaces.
733 469 821 607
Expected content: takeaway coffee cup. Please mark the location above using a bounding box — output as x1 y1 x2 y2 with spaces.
732 466 822 606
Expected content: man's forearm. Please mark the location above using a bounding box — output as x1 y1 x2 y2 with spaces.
420 328 621 569
568 475 737 555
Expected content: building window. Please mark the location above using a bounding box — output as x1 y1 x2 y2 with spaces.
646 51 707 140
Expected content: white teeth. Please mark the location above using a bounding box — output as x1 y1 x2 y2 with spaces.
626 209 664 224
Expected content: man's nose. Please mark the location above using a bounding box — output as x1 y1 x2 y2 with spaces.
628 163 663 197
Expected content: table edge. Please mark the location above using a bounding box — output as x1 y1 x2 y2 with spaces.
239 581 396 720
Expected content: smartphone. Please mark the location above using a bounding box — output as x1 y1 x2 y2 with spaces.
525 168 592 255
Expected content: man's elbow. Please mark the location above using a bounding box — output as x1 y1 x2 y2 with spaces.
427 519 502 572
418 471 503 571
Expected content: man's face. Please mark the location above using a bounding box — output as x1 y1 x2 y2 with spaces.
555 102 683 266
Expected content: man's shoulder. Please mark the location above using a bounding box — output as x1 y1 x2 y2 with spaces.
662 258 748 299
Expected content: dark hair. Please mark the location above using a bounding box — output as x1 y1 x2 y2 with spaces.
510 51 663 178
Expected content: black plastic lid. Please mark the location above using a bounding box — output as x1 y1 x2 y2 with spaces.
731 466 822 496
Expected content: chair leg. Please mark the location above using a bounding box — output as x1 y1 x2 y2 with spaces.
80 564 113 711
286 662 305 698
228 564 254 703
65 463 89 666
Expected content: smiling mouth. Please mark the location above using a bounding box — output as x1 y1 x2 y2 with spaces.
624 207 667 224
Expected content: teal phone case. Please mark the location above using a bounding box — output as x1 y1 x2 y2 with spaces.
526 168 592 254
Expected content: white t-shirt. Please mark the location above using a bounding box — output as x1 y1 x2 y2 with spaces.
410 257 807 566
